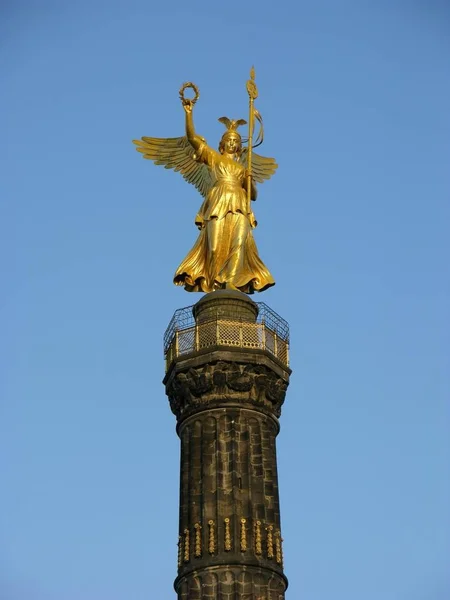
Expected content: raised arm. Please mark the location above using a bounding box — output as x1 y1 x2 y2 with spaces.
182 100 204 152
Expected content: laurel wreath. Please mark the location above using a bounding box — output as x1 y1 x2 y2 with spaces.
179 82 200 105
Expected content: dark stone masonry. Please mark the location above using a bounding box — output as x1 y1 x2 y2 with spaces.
163 290 291 599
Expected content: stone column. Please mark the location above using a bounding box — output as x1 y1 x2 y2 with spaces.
164 291 291 599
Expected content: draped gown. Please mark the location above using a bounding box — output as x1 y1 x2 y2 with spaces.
174 142 275 293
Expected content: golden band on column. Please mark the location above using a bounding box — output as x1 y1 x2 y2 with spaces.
266 525 274 559
183 528 190 563
275 529 283 565
240 518 247 552
177 535 183 568
224 518 232 552
255 520 262 555
194 523 202 557
208 520 215 555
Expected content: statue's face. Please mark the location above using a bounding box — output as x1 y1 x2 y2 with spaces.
221 134 241 155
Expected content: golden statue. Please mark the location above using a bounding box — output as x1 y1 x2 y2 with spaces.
133 69 277 293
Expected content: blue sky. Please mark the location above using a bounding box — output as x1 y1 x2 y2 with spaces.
1 1 449 599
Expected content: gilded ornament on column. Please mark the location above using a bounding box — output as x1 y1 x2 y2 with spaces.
194 522 202 557
275 529 283 565
183 528 190 563
240 518 248 552
208 520 215 555
255 520 262 555
177 535 183 568
224 517 232 552
266 525 274 559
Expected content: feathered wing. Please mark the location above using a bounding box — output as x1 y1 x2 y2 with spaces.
132 136 215 198
239 148 278 184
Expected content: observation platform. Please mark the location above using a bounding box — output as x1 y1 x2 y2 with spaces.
164 291 290 373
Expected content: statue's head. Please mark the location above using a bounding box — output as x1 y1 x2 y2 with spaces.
218 117 247 155
219 131 242 155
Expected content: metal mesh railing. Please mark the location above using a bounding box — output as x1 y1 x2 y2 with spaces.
164 303 289 371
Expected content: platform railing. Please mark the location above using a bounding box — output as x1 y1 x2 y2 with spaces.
165 318 289 371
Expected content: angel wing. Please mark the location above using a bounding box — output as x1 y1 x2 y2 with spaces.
239 148 278 184
132 136 215 198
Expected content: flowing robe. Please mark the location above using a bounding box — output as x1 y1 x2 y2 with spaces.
174 143 275 293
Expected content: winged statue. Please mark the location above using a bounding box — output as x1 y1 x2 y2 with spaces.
133 77 277 293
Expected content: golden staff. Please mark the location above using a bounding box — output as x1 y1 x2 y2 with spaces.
246 66 258 208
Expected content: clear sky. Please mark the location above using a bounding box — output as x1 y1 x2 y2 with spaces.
1 1 449 599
